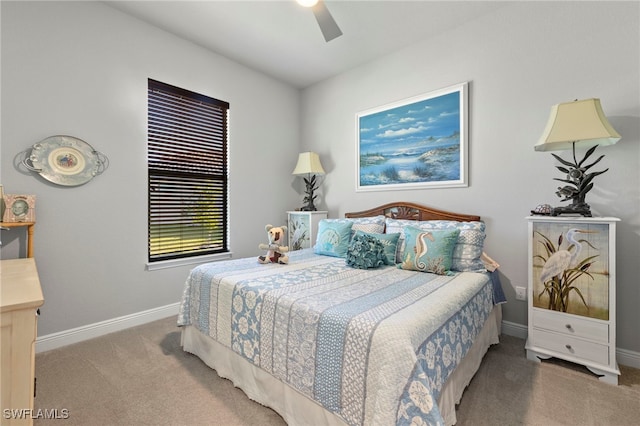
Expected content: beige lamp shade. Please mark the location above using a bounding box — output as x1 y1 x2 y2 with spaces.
535 98 621 152
292 152 325 175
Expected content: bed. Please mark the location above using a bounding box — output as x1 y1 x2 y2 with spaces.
178 202 505 426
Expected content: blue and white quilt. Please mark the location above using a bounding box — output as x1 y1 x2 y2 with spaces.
178 249 501 426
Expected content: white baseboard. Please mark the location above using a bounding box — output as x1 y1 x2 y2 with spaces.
616 347 640 370
36 303 180 353
35 306 640 370
500 320 640 369
501 320 528 340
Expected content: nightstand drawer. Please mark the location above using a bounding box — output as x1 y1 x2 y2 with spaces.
532 309 608 343
531 329 609 365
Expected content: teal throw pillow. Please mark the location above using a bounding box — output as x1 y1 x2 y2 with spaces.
399 226 460 275
346 234 387 269
354 230 400 265
314 220 353 258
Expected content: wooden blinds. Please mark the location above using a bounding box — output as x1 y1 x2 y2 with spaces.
147 79 229 262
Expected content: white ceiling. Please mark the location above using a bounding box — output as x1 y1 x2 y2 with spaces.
104 1 508 89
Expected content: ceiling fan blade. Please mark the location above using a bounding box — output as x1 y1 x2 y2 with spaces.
311 0 342 42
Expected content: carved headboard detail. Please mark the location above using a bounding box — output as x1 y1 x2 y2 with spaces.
345 201 480 222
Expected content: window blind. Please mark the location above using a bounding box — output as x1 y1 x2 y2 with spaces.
148 79 229 262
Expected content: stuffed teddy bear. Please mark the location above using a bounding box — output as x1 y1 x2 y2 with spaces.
258 224 289 264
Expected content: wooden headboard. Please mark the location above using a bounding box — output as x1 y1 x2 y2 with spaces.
345 201 480 222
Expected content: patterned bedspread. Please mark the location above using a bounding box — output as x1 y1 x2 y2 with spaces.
178 249 499 426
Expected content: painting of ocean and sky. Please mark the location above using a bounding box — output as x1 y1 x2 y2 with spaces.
357 82 467 191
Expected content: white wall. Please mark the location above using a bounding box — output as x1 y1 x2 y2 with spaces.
300 2 640 352
1 1 300 336
2 1 638 355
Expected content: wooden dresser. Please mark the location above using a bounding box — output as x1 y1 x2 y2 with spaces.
1 258 44 425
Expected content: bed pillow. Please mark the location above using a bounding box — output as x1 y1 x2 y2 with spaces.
314 220 353 258
321 215 385 236
354 230 400 265
385 218 486 272
351 215 386 235
398 226 460 275
345 233 387 269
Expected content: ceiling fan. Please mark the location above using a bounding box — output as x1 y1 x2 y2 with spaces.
297 0 343 42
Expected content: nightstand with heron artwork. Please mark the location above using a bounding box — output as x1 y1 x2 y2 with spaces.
287 211 327 251
525 216 620 384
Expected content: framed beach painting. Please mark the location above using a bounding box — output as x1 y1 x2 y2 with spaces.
356 82 468 191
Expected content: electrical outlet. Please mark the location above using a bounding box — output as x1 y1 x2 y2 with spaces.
515 286 527 301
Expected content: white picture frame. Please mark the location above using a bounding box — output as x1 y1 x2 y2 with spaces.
356 82 468 192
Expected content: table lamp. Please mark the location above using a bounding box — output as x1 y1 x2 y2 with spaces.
535 98 621 217
292 152 325 211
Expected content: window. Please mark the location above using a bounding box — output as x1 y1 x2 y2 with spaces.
147 79 229 263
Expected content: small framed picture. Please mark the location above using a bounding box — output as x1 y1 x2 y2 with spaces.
3 194 36 222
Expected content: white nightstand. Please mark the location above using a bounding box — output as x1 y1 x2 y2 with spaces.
287 211 327 251
525 216 620 384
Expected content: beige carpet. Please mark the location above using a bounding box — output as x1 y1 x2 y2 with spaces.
34 316 640 426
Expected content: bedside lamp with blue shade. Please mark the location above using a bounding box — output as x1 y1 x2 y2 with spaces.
535 98 621 217
292 152 325 211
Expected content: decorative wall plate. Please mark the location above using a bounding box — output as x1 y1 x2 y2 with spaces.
22 135 108 186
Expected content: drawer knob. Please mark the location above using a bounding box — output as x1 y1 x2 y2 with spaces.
565 324 573 331
565 344 573 352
